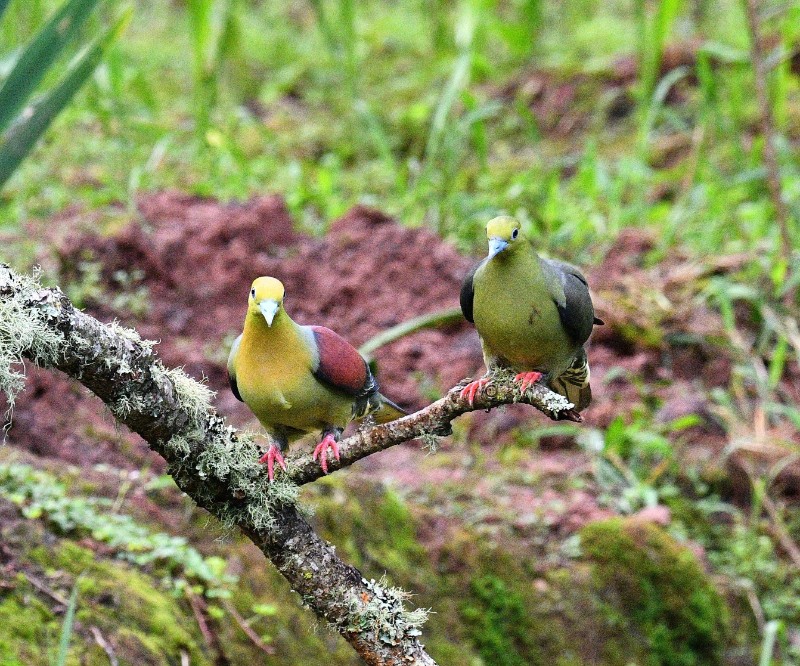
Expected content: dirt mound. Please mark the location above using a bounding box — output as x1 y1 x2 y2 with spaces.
56 193 479 424
7 193 754 510
4 371 163 471
501 40 704 140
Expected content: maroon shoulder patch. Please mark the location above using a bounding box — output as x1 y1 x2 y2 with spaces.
310 326 369 395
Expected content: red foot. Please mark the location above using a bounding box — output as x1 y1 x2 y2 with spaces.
258 443 287 482
459 377 491 407
312 433 340 474
514 371 543 393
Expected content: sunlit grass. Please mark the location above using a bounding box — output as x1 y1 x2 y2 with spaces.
1 1 799 658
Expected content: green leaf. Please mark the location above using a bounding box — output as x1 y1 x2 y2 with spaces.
55 579 80 666
0 8 130 190
0 0 102 134
252 603 278 616
0 0 10 24
768 334 788 389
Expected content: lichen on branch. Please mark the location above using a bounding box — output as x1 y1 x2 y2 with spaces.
0 264 436 665
0 263 577 665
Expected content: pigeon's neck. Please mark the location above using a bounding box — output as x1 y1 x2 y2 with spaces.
244 308 300 345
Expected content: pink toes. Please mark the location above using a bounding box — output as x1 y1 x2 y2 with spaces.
514 371 543 394
459 377 491 407
312 433 340 474
258 443 287 482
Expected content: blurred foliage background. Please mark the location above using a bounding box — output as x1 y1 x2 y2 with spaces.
1 0 800 664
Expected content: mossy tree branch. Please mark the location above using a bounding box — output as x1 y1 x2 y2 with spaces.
0 265 435 666
0 264 578 664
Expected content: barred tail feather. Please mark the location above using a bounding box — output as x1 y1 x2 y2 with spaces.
549 349 592 412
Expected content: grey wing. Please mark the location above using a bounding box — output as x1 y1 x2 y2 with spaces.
542 258 595 346
460 259 485 324
227 334 243 402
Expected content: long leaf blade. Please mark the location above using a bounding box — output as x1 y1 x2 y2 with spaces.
0 0 101 133
0 9 130 190
55 578 80 666
0 0 10 24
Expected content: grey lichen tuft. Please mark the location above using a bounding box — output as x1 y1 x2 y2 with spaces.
110 393 148 419
158 366 216 421
0 269 63 419
195 427 298 530
537 388 573 415
344 576 429 647
107 320 156 350
419 431 440 454
165 433 193 456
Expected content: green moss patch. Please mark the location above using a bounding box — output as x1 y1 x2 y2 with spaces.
1 541 209 665
308 478 741 666
581 517 728 666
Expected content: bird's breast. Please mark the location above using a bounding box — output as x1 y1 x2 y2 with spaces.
234 324 355 434
473 265 576 372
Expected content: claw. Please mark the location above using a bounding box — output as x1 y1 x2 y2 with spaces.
312 433 340 474
514 371 543 394
258 443 287 482
459 377 491 407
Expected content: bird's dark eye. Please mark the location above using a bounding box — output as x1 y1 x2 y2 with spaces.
250 288 256 298
511 228 519 239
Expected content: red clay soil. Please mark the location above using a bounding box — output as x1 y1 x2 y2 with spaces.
6 192 778 509
499 41 704 139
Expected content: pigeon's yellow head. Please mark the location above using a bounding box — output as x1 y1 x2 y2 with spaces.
248 276 285 326
485 216 522 258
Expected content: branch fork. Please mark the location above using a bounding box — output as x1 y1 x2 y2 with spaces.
0 264 576 665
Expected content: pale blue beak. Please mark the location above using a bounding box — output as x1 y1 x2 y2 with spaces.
488 237 509 258
258 299 280 326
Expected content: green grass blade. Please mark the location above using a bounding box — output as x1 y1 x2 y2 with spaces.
54 578 80 666
0 8 130 190
636 0 682 105
308 0 338 56
758 620 781 666
187 0 233 75
359 307 463 359
0 0 102 134
186 0 236 136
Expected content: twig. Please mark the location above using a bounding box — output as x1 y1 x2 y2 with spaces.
90 625 119 666
744 582 767 634
0 265 438 666
21 571 69 607
286 374 577 485
185 588 221 659
358 307 464 359
744 0 794 272
222 599 276 656
762 494 800 571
